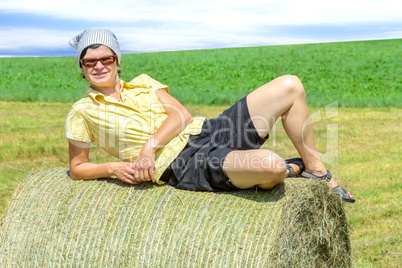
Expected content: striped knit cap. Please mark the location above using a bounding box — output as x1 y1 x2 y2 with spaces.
69 29 121 65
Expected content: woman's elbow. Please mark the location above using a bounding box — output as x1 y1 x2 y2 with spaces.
69 169 82 180
179 109 193 127
186 112 193 125
68 164 85 180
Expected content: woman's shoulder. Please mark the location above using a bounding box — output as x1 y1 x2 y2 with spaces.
127 73 155 86
130 73 152 81
126 74 168 93
69 96 97 112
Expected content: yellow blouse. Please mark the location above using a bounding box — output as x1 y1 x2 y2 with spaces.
65 74 205 182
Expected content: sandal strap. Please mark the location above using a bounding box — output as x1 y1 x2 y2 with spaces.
285 158 305 171
332 186 356 203
300 170 332 182
285 158 305 177
286 164 295 177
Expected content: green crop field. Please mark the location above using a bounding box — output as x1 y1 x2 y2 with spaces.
0 39 401 267
0 39 401 107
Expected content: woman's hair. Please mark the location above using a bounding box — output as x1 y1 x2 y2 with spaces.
79 44 103 63
80 44 121 78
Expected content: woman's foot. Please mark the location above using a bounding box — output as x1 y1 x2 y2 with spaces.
301 169 355 203
285 158 355 203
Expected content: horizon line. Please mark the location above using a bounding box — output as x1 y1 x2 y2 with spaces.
0 37 400 58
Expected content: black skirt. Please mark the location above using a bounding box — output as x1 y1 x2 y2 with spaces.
160 96 269 191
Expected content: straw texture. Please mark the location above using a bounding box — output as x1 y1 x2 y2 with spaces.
0 168 351 267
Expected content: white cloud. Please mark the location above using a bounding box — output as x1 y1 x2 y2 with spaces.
0 28 77 50
113 26 318 52
1 0 401 25
0 0 400 55
385 31 402 39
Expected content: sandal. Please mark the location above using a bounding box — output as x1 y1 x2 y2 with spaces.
300 169 332 182
332 186 356 203
301 170 355 203
285 158 305 177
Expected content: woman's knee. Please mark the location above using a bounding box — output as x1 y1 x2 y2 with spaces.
277 75 305 97
256 152 287 188
224 150 287 189
257 174 285 189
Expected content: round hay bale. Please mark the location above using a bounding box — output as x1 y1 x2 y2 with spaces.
0 168 351 267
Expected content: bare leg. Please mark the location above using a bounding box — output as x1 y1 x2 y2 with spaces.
224 75 352 197
223 149 287 189
247 75 327 172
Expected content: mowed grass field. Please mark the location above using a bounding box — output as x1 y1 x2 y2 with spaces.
0 102 400 267
0 39 401 266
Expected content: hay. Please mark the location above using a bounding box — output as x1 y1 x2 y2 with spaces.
0 168 351 267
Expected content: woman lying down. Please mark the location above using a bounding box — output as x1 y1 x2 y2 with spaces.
66 28 355 203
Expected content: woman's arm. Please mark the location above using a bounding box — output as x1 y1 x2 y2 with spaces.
68 89 192 184
134 89 193 182
68 140 142 184
152 89 193 147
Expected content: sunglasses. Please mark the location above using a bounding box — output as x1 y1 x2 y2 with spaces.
81 55 116 67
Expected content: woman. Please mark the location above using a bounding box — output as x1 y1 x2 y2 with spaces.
66 29 354 203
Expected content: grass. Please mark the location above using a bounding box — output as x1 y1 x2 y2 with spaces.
0 101 400 267
0 38 401 266
0 39 401 107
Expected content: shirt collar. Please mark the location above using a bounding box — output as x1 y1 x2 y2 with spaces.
85 80 126 104
85 79 149 104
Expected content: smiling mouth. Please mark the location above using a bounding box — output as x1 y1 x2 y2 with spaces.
93 73 107 77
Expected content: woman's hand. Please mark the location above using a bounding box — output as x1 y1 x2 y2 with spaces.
109 162 142 185
133 140 157 183
68 140 140 185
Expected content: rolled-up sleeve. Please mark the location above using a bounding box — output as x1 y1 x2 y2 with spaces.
65 107 92 143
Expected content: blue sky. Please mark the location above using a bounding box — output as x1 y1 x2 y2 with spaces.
0 0 401 57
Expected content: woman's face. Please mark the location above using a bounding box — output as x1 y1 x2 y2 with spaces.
81 45 119 90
